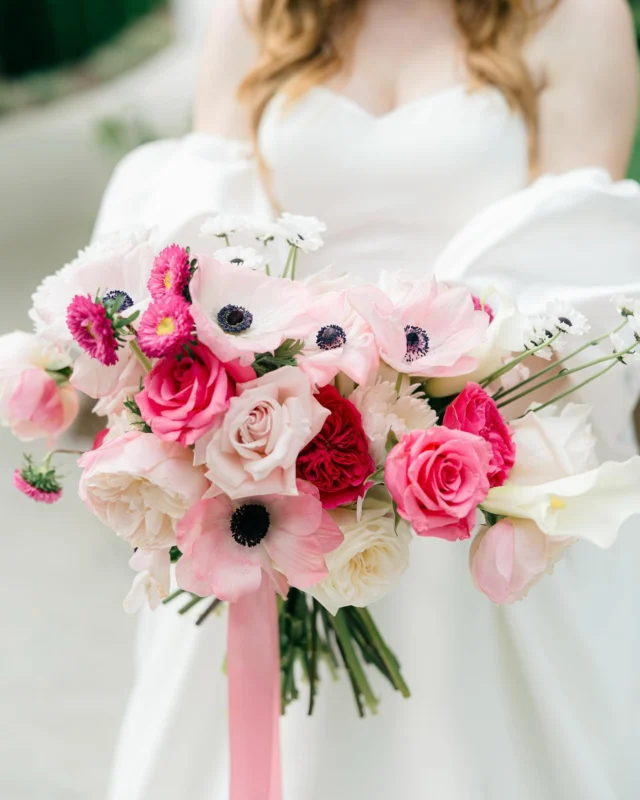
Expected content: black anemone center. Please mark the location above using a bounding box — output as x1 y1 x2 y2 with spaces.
404 325 430 362
217 304 253 333
103 290 134 312
558 316 572 327
230 258 244 265
230 503 271 547
316 324 347 351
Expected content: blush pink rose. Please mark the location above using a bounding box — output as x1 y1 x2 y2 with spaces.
469 518 574 604
443 382 515 488
2 368 78 442
385 427 491 541
202 366 329 499
136 343 234 446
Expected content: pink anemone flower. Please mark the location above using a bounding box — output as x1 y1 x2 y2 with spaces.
348 278 490 378
175 480 343 602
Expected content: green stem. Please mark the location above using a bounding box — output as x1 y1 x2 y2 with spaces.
129 339 153 373
281 245 296 279
395 372 404 395
308 601 319 716
353 608 411 698
497 346 634 410
223 234 230 247
178 594 203 615
480 331 562 388
331 610 379 715
196 598 221 626
290 247 300 281
524 361 619 417
162 588 185 605
493 318 629 402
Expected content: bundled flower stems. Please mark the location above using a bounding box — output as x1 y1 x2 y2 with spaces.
4 213 640 799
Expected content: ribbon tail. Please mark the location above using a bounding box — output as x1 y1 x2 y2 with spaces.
228 578 282 800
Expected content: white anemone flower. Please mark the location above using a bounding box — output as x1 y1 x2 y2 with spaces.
277 213 326 253
190 255 316 364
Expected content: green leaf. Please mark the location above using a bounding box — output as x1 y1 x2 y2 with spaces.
169 546 182 564
385 429 399 454
252 339 305 377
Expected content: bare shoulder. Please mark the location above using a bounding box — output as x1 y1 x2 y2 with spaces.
527 0 638 177
529 0 636 85
193 0 260 139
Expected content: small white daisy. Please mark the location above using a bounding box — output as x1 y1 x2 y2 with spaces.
612 294 637 317
201 214 252 238
277 213 327 253
546 302 590 336
215 246 266 271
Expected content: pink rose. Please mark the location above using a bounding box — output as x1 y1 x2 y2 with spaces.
78 431 208 549
202 366 329 499
2 368 78 442
385 427 491 541
0 330 78 442
443 382 515 487
469 518 574 604
136 343 234 446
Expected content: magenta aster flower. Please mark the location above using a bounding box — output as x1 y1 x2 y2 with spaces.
147 244 191 300
137 295 194 358
67 294 119 366
13 458 63 504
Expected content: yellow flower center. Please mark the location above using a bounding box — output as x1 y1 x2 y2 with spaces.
84 320 96 339
164 271 173 290
156 316 176 336
550 495 566 510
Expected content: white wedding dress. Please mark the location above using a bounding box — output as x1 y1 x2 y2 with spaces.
95 84 640 800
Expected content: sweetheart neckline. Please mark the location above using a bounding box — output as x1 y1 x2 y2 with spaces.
303 83 505 123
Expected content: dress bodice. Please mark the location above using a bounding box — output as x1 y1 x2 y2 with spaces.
259 85 529 278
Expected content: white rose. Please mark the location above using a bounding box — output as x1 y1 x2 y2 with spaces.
78 432 208 549
482 404 640 548
349 380 436 464
308 499 412 615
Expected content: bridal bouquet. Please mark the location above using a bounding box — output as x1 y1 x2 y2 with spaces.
4 214 640 797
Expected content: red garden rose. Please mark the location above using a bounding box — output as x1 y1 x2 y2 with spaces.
443 382 515 487
136 342 234 446
296 385 375 509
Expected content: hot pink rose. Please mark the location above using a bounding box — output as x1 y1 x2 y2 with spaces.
2 368 78 442
385 427 491 541
136 343 234 446
443 382 515 488
469 518 574 604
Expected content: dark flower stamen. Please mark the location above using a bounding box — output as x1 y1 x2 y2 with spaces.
217 304 253 334
230 503 271 547
316 324 347 351
558 316 572 328
230 258 244 266
404 325 430 363
103 290 134 312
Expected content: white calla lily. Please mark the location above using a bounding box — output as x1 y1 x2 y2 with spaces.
482 457 640 548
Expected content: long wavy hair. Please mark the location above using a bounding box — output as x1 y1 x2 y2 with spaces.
239 0 560 172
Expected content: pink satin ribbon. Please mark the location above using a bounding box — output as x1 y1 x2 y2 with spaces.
228 579 282 800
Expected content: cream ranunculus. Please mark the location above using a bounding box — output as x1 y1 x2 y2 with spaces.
349 380 437 464
308 497 412 615
482 404 640 548
78 432 208 549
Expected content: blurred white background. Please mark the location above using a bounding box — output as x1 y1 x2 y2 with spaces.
0 2 210 797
